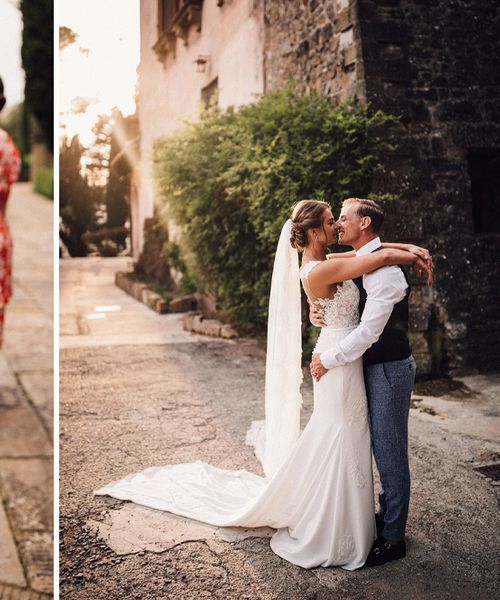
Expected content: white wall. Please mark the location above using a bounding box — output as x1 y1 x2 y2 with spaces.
136 0 265 256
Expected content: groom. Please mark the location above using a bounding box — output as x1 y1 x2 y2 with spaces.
310 198 432 567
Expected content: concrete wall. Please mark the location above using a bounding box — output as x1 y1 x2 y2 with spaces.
136 0 265 255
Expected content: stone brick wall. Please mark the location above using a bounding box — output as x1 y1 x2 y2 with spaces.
263 0 366 102
357 0 500 375
263 0 500 376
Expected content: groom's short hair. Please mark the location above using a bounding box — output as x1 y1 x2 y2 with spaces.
343 198 384 233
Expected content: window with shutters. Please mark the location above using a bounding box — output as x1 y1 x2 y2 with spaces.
154 0 204 61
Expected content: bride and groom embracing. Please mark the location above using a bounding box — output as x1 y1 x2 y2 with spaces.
95 197 433 571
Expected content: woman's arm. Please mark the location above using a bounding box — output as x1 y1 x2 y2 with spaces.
381 241 431 261
309 248 419 287
328 243 432 264
326 250 356 259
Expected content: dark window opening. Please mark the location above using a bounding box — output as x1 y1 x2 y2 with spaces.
202 78 218 109
156 0 204 54
468 149 500 233
158 0 180 34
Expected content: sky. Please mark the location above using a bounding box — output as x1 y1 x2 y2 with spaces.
60 0 140 146
0 0 25 107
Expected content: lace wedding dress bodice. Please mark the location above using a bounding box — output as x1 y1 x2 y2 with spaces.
300 260 360 328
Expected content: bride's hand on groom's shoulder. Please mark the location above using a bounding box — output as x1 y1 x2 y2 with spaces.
406 244 431 260
412 257 433 286
407 244 433 266
402 243 433 286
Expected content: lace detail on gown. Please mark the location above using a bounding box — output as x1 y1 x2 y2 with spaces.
300 260 359 329
301 260 369 432
333 535 356 564
348 452 368 489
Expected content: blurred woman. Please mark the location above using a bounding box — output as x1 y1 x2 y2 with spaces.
0 77 21 347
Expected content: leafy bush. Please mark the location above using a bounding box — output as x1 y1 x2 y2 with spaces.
135 217 173 288
21 0 54 152
60 136 98 256
155 84 395 332
34 167 53 199
161 241 196 294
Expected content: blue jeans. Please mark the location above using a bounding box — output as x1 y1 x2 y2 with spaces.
364 356 416 542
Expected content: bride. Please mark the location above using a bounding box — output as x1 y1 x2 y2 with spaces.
95 199 424 570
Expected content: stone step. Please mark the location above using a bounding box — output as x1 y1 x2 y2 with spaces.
0 584 51 599
0 501 26 588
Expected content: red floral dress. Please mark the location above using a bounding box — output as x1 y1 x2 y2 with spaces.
0 129 21 344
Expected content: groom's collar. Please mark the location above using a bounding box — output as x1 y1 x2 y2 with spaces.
355 237 382 257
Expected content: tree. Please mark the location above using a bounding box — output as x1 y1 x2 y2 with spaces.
86 113 112 187
84 110 134 254
59 136 97 256
60 112 134 256
106 109 132 230
20 0 54 152
59 25 77 51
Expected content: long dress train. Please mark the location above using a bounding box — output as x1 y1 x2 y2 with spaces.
94 262 376 570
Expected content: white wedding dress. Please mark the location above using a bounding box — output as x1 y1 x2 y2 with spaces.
95 261 376 570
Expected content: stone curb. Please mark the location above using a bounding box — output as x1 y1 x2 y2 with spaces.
114 272 238 340
114 271 195 315
182 311 238 339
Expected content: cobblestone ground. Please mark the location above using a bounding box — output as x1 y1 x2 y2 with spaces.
0 183 53 599
60 258 499 600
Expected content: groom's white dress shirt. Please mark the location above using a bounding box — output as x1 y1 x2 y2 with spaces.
320 237 408 369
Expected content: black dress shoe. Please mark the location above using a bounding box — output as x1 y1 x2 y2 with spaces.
375 512 384 536
364 535 406 567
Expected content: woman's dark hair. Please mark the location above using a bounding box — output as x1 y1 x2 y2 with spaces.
290 199 330 251
0 77 5 112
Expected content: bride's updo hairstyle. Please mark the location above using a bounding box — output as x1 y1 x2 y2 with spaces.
290 199 330 252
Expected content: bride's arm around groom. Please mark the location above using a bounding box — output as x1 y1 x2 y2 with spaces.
309 197 433 567
310 199 432 382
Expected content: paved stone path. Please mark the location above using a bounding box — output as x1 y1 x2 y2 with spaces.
0 183 53 598
60 257 500 600
60 257 206 350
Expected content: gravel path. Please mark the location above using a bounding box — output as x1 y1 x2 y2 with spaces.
60 257 499 600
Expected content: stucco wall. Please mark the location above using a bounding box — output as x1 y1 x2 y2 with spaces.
137 0 265 255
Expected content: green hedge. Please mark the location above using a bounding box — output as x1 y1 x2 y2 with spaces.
155 84 395 332
34 167 53 199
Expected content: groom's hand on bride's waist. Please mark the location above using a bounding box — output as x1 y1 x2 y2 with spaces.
309 301 326 327
310 353 328 381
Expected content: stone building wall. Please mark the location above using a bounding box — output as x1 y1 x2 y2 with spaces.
263 0 500 376
137 0 499 376
356 0 500 375
264 0 366 102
